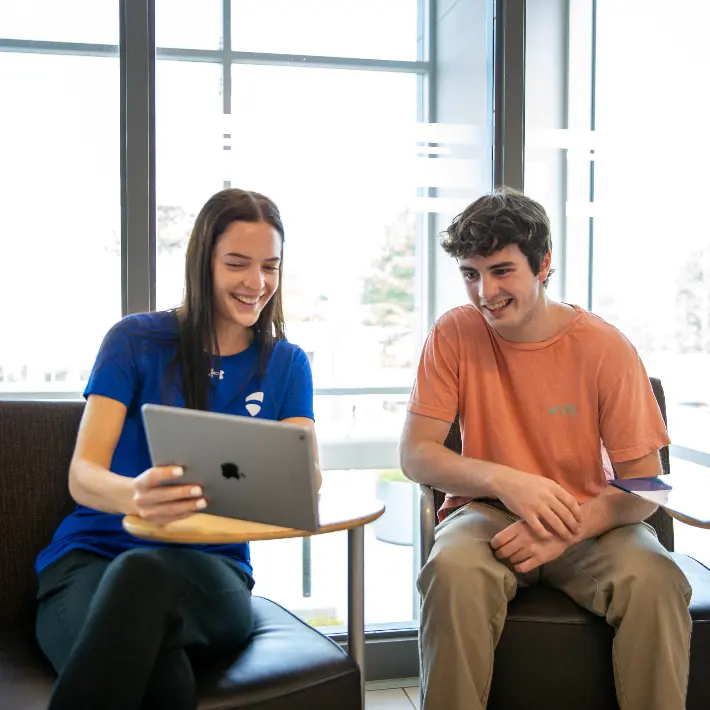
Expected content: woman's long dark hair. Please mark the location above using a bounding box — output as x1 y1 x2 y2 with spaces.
175 189 286 411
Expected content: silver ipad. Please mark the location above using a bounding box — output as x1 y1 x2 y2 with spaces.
141 403 319 532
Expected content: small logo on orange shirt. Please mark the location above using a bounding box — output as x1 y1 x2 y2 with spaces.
549 405 576 416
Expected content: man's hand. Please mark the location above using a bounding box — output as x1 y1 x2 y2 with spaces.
494 470 583 541
490 520 571 573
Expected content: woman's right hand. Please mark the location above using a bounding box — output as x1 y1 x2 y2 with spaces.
132 466 207 526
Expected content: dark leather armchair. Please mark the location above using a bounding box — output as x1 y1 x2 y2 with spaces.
0 401 360 710
418 377 710 709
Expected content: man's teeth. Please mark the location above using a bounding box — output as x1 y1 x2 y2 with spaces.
487 299 511 311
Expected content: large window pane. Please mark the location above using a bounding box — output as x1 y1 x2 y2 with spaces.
155 0 222 50
0 1 118 45
0 52 120 394
592 2 710 455
231 0 419 60
228 65 420 389
157 64 423 390
155 60 224 311
523 0 571 304
312 393 410 441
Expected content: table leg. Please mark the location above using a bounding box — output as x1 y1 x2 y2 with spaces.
302 536 312 597
348 525 365 709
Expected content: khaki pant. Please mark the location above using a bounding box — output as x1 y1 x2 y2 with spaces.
418 501 692 710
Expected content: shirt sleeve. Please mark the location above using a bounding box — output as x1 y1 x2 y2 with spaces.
408 322 459 423
278 346 315 421
598 336 671 464
83 318 141 408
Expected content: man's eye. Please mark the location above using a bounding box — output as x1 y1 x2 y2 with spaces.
463 272 479 281
264 266 279 272
494 269 512 276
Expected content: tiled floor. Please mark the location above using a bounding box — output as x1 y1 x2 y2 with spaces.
365 683 420 709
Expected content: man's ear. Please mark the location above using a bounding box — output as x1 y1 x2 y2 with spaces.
538 251 552 281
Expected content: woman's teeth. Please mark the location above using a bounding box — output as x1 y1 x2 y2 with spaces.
233 295 260 305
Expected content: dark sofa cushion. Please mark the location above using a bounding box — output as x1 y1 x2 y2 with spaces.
0 401 83 629
0 629 55 710
0 597 360 710
197 597 360 709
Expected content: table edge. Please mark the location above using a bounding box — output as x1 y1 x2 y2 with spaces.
122 503 385 544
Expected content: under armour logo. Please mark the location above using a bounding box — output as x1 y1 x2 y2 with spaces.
245 391 264 416
208 369 224 380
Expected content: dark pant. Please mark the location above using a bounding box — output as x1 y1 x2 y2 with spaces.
36 547 254 710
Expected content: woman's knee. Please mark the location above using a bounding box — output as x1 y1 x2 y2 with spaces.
101 547 176 597
188 568 255 655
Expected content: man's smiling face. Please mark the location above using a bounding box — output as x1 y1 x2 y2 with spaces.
458 244 551 338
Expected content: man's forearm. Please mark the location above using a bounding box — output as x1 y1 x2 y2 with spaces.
574 450 664 541
400 440 513 499
574 486 658 542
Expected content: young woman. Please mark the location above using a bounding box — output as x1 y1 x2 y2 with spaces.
35 189 320 710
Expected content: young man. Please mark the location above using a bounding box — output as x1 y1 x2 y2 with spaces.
400 188 692 710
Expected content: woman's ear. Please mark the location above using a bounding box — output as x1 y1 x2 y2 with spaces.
538 251 552 281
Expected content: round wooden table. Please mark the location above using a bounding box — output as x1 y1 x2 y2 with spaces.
667 509 710 530
124 495 385 709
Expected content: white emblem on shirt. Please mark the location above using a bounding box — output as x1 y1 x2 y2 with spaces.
245 391 264 416
208 369 224 380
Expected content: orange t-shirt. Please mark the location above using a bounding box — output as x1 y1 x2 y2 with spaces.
408 304 670 520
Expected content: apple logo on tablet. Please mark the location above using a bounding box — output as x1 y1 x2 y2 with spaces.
221 462 245 480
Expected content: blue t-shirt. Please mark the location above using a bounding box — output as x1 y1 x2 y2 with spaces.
36 310 315 580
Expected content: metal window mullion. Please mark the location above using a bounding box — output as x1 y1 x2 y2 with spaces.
222 0 232 114
229 51 427 73
564 0 594 307
313 387 411 397
0 38 118 57
222 0 232 189
493 0 525 190
587 0 597 309
0 38 427 75
420 0 437 333
167 49 426 74
670 445 710 469
414 2 435 627
120 0 156 315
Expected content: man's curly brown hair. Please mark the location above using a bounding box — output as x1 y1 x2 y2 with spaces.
441 187 554 287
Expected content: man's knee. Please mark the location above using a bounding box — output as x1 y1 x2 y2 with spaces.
602 525 693 612
625 549 692 605
419 534 512 602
